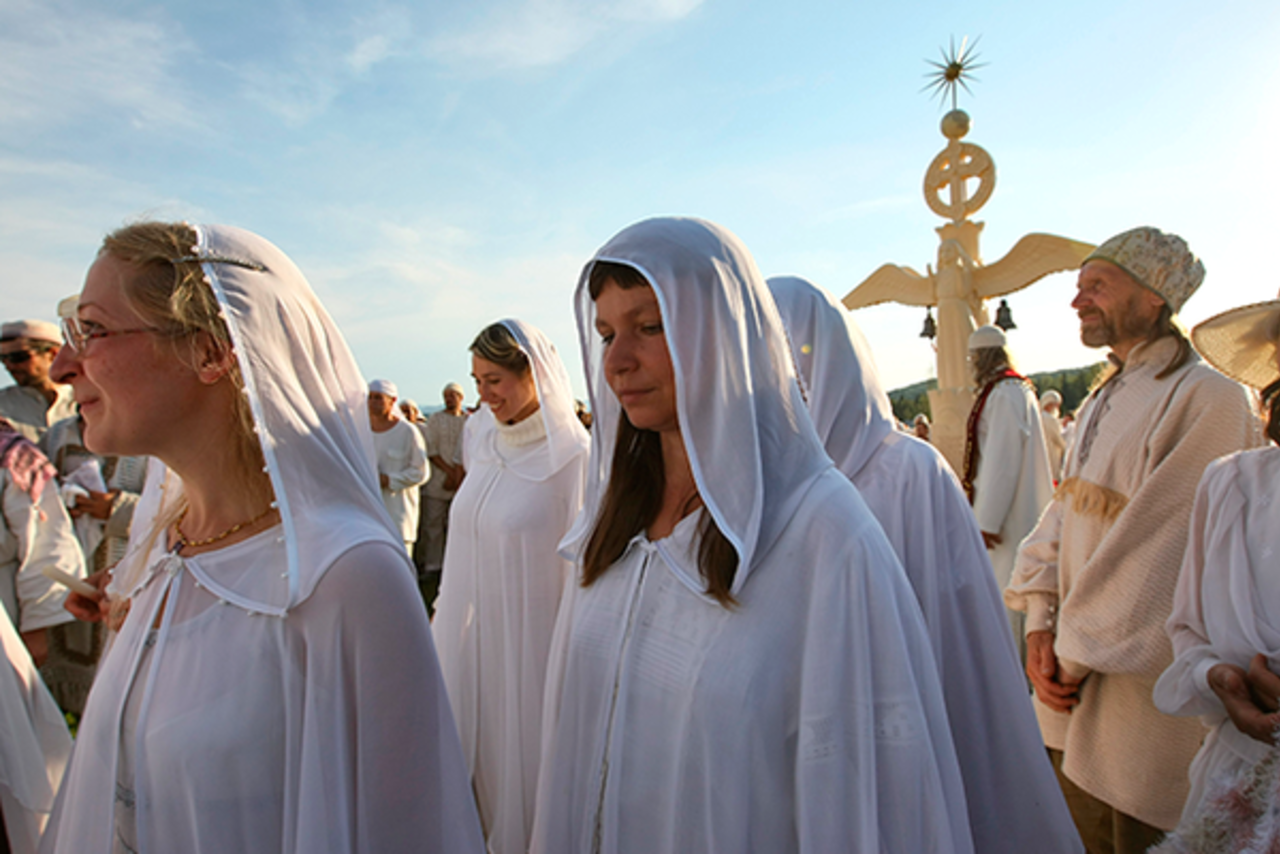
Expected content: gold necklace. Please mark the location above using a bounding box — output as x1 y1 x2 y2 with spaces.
174 504 276 549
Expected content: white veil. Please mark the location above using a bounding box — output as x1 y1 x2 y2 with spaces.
112 224 402 615
561 217 831 594
465 318 589 482
766 275 895 479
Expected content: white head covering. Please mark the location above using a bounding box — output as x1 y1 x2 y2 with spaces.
115 224 403 615
368 378 398 398
466 319 589 482
968 324 1007 350
563 217 831 595
767 275 895 481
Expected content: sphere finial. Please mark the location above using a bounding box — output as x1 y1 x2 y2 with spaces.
941 109 970 140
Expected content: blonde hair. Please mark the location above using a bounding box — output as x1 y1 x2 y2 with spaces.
101 221 269 501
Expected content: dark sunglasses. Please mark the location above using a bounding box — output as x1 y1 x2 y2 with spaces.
0 350 36 365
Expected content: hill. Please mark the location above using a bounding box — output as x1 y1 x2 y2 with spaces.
888 362 1107 424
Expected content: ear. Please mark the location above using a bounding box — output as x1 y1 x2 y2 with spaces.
191 332 237 385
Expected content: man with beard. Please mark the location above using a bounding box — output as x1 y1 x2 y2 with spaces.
1004 227 1263 852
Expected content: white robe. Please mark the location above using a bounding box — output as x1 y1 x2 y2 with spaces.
535 472 971 854
0 582 70 854
1153 447 1280 822
373 419 428 545
972 378 1054 650
41 531 484 853
767 275 1080 854
536 218 973 854
433 319 589 854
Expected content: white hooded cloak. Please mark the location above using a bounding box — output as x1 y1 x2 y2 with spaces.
767 275 1082 854
40 225 484 854
532 217 973 854
432 318 589 854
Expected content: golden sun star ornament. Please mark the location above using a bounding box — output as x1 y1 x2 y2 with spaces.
924 36 986 110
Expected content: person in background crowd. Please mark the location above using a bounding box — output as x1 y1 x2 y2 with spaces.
965 324 1054 663
913 411 932 442
421 382 467 579
533 217 973 853
0 321 76 445
1151 286 1280 844
0 418 85 672
369 379 429 556
399 398 423 425
42 403 149 717
1005 227 1263 852
768 275 1082 854
43 220 483 853
1040 389 1067 482
432 321 589 854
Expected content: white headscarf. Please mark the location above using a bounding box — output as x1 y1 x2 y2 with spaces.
114 224 401 615
562 217 831 594
465 318 589 482
766 275 895 480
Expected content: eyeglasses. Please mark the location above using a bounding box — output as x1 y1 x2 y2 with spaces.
60 316 165 354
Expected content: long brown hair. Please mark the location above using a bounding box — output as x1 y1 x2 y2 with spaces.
580 261 739 607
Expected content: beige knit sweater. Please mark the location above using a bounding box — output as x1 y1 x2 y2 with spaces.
1005 336 1263 830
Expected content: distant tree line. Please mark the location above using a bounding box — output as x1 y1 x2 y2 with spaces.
888 362 1107 425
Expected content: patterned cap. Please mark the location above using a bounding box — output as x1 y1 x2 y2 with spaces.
1084 227 1204 315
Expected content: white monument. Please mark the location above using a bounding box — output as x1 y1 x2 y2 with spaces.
843 43 1094 471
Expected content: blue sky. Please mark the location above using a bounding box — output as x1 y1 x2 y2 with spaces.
3 0 1277 408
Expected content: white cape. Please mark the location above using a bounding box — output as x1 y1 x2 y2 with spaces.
432 319 588 854
768 275 1082 854
534 217 973 854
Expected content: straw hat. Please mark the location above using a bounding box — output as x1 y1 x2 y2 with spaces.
1191 289 1280 390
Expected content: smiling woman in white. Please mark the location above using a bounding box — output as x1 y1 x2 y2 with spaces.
431 319 589 854
767 275 1082 854
531 217 973 854
39 222 484 854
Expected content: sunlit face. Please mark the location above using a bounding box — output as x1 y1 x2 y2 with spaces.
443 387 464 412
1072 260 1164 350
0 338 58 387
471 356 538 424
50 253 203 456
594 280 677 433
367 391 396 420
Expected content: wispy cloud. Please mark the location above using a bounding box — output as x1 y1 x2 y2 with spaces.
427 0 704 73
0 0 197 135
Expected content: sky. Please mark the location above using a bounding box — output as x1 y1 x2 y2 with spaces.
3 0 1278 409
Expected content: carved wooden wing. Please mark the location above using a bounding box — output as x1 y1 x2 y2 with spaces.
842 263 935 310
972 233 1096 299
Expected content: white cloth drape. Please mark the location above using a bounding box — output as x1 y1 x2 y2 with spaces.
0 561 71 854
1154 447 1280 822
41 224 483 854
432 319 588 854
373 419 428 545
767 275 1082 854
535 217 973 854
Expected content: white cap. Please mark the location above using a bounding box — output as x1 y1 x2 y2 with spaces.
1041 389 1062 407
368 379 398 398
1 319 61 344
968 324 1007 350
443 382 464 395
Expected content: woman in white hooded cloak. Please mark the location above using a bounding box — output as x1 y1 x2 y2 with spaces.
41 222 484 854
532 217 973 854
767 275 1082 854
432 319 589 853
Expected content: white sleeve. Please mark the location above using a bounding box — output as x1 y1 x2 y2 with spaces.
971 384 1029 536
6 477 85 632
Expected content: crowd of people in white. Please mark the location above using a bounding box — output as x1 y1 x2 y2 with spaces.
0 218 1277 854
